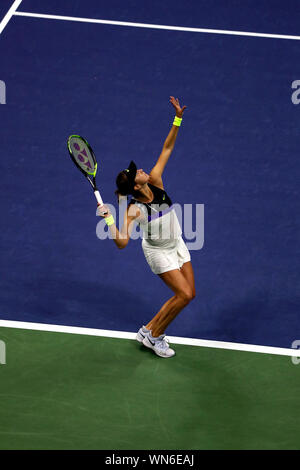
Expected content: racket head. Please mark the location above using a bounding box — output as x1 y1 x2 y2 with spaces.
67 135 98 179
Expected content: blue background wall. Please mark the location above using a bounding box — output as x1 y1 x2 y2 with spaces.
0 0 299 348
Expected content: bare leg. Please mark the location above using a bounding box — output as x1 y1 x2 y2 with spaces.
179 261 196 297
146 296 180 333
146 262 196 337
147 295 188 337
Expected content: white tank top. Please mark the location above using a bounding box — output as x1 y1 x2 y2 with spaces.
130 184 182 248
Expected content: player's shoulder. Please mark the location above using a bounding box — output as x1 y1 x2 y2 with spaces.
127 201 141 219
148 176 164 190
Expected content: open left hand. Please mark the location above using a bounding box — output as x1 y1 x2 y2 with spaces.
169 96 187 117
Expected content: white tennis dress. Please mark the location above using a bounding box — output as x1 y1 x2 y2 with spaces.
130 184 191 274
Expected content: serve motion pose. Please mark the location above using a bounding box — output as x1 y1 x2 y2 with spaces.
98 97 195 358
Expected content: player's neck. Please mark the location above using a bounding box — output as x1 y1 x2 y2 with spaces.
137 184 153 203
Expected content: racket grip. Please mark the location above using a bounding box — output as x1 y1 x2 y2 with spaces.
94 190 108 215
94 190 104 206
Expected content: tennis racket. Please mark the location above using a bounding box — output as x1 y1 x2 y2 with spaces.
67 135 107 213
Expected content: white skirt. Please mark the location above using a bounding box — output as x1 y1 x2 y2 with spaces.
142 236 191 275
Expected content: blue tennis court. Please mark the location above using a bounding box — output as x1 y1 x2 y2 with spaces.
0 0 300 451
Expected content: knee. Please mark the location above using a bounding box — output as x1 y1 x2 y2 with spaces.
177 288 195 304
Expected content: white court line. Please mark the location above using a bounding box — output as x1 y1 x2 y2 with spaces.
0 319 299 358
0 0 23 35
13 11 300 41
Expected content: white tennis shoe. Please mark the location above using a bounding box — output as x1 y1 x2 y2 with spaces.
136 326 150 343
142 333 176 358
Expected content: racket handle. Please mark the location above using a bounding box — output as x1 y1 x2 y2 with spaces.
94 190 104 206
94 190 108 215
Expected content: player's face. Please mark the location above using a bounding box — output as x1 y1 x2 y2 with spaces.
135 169 149 185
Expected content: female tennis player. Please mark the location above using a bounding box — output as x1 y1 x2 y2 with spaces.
98 96 195 358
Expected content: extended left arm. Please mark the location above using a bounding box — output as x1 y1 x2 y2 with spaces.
150 97 187 187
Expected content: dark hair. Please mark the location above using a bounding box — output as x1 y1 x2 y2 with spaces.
115 171 140 203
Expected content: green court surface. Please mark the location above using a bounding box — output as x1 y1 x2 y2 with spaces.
0 327 299 450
